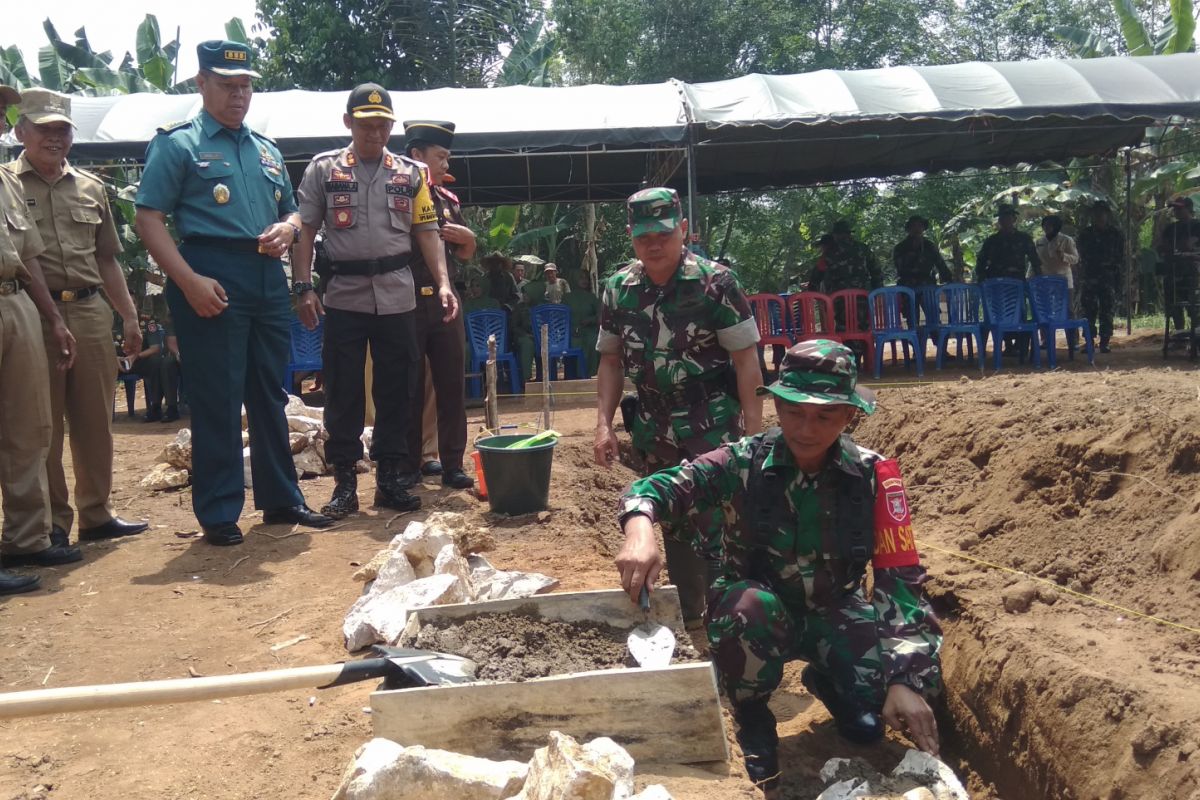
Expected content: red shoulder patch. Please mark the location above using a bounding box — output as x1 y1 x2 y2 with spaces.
872 459 919 568
435 185 460 204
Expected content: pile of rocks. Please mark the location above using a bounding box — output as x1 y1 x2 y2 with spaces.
342 512 558 651
139 395 347 491
814 751 969 800
332 732 672 800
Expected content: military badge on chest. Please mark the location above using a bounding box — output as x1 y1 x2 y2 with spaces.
334 208 354 228
213 184 230 204
259 145 282 176
392 196 411 213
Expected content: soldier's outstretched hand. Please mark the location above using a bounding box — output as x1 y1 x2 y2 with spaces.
615 514 663 605
882 683 939 756
594 424 619 467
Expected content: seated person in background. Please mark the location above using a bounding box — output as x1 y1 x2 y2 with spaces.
133 318 180 422
564 270 600 376
462 280 501 314
482 252 519 310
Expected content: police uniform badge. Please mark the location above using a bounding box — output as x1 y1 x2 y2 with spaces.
213 184 230 204
383 153 394 169
392 196 411 213
334 209 353 228
332 193 351 207
274 189 282 201
332 168 354 182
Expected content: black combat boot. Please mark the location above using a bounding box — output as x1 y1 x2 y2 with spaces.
801 665 884 745
374 461 422 512
321 467 359 519
732 696 780 793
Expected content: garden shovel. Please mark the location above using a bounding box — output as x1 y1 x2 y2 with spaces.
0 646 475 720
627 586 676 668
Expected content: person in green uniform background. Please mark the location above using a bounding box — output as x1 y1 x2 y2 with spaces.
135 40 333 546
564 269 599 376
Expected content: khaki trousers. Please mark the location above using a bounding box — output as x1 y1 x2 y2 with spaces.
41 293 116 532
0 290 52 554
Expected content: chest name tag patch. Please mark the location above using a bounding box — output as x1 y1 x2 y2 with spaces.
325 180 358 193
872 459 919 568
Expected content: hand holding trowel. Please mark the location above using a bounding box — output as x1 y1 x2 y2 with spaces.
0 646 475 720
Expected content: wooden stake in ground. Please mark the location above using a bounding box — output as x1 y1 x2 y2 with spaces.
540 323 551 431
485 333 499 430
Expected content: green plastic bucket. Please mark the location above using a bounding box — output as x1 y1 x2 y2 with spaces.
475 434 557 515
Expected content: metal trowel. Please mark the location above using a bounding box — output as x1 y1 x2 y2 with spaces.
627 586 677 668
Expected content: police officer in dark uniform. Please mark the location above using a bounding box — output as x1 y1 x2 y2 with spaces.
135 41 333 546
292 86 458 518
402 120 475 490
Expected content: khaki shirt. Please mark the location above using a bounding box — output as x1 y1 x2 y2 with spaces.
297 146 438 315
4 154 122 291
0 168 45 283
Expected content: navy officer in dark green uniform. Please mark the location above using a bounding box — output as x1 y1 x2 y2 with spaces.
135 41 333 546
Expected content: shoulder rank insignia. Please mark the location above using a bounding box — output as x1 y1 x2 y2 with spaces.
155 119 191 135
435 185 460 205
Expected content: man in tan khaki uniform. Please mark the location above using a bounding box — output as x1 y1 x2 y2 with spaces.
0 84 83 587
6 88 148 546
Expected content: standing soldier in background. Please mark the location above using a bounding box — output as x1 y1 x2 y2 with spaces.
135 40 333 546
292 87 459 519
825 220 882 292
0 84 82 586
892 215 951 289
564 270 600 376
1157 195 1200 338
402 120 475 490
6 88 149 547
593 187 763 628
974 204 1040 282
1076 201 1124 353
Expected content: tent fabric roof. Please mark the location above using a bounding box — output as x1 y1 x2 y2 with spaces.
55 53 1200 204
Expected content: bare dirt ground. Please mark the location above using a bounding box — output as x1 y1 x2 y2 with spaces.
2 329 1199 800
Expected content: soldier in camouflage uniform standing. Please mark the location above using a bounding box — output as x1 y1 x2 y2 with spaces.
594 187 763 628
892 215 951 289
615 340 942 795
974 204 1040 282
825 220 881 332
1076 201 1124 353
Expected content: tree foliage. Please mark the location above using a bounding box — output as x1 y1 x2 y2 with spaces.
253 0 541 90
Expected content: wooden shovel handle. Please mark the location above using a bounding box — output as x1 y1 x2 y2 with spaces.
0 661 378 720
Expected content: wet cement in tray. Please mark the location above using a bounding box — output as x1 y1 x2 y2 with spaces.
411 610 698 681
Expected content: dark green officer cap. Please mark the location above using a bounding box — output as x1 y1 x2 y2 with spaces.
197 40 260 78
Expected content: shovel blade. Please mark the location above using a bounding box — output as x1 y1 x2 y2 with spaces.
627 622 676 669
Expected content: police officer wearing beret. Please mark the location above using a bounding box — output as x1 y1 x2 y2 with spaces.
402 120 474 490
291 87 459 518
135 41 334 546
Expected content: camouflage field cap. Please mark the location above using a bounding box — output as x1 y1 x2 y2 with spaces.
627 187 683 237
756 339 876 414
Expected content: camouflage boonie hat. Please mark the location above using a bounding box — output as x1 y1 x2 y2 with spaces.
627 187 683 237
756 339 876 414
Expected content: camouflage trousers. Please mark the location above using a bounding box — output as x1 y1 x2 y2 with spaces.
708 579 885 710
1078 284 1116 342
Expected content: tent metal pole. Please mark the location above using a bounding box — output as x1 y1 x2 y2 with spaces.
1125 147 1133 336
686 126 698 230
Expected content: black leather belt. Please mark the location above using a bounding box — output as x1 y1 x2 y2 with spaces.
182 236 265 254
639 378 726 410
51 285 101 302
0 278 22 296
329 254 410 277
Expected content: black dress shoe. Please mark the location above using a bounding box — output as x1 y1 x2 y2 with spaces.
79 517 149 542
143 408 162 422
202 523 243 546
1 544 84 568
0 569 40 595
420 460 443 476
49 524 70 548
441 469 474 490
262 505 335 529
161 407 181 423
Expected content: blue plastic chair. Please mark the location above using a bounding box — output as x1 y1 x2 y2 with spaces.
114 372 141 419
1027 275 1095 368
934 284 986 370
465 310 520 398
530 304 587 381
285 317 323 394
867 286 924 379
914 284 942 353
979 279 1042 371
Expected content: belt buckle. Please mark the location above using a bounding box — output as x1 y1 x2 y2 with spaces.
60 289 77 302
420 286 435 296
0 280 16 296
365 259 381 277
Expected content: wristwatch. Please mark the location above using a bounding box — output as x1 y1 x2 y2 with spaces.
292 281 315 296
288 222 301 243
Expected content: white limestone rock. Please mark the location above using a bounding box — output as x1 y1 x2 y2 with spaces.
820 758 853 785
891 750 969 800
285 394 324 421
290 431 312 454
505 732 635 800
287 414 325 434
294 446 327 478
629 788 674 800
468 555 559 601
332 738 527 800
140 463 189 491
243 446 253 488
393 520 456 578
159 428 192 470
433 543 474 597
343 573 468 651
814 779 870 800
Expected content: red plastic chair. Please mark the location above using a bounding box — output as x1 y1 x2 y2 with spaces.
828 289 874 367
787 292 835 343
748 294 793 349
